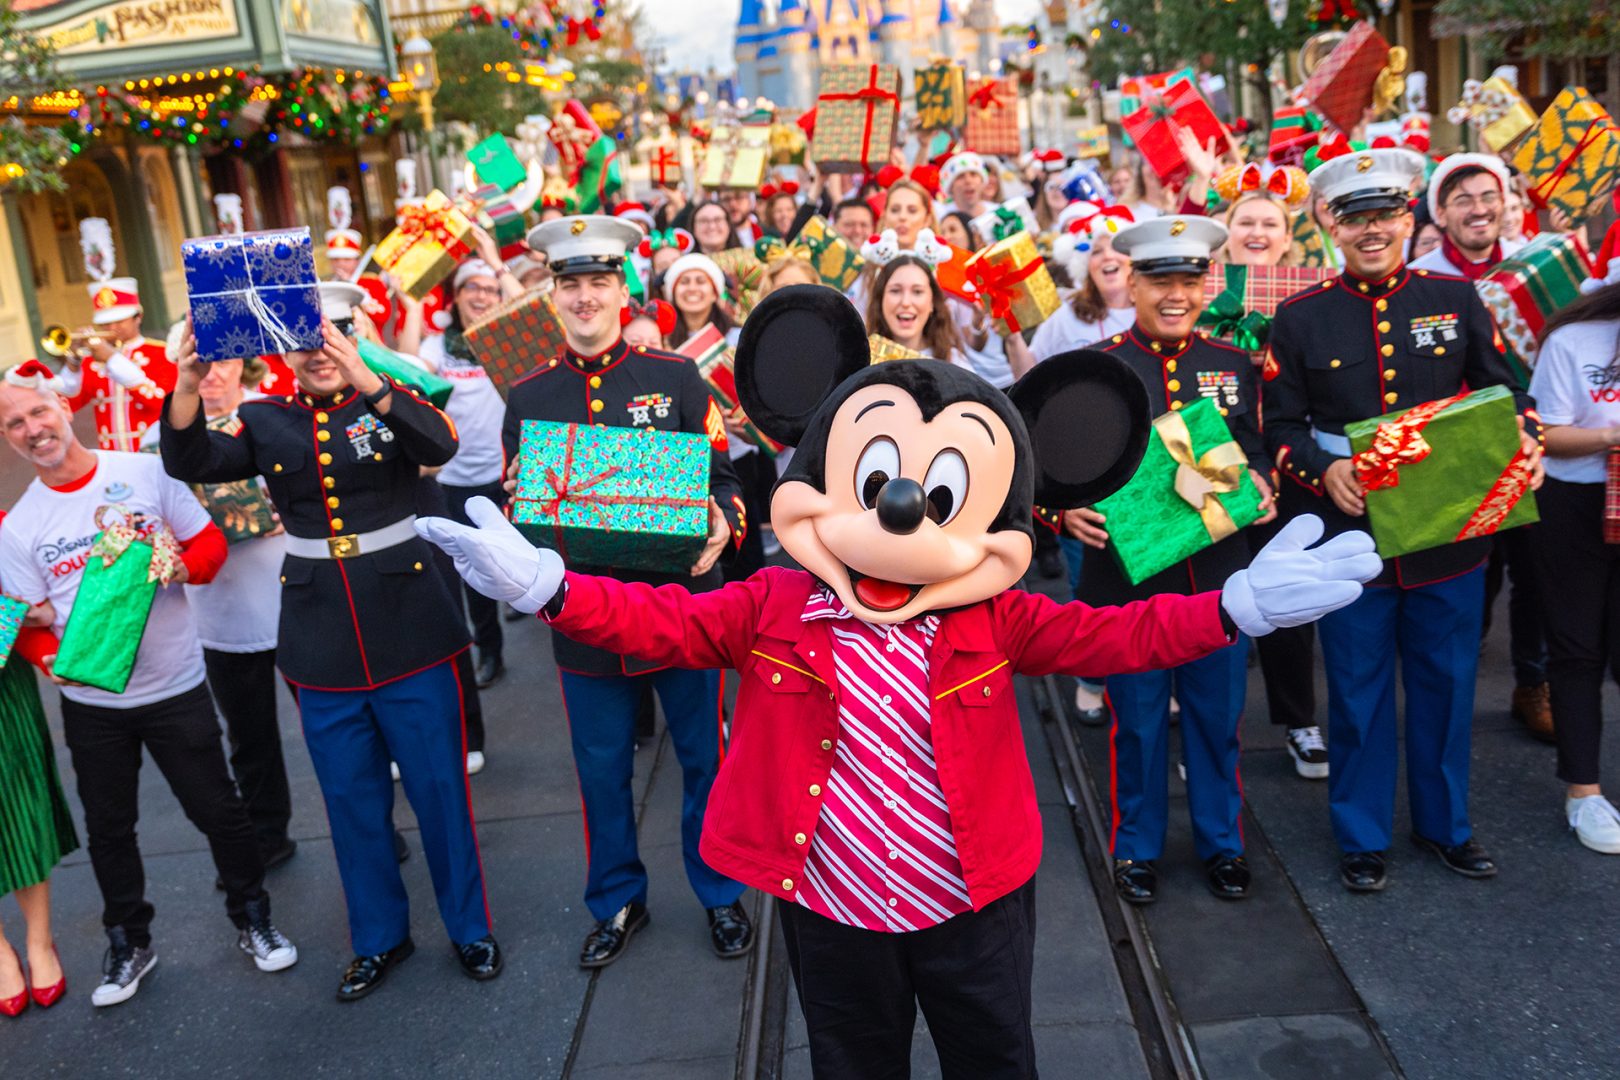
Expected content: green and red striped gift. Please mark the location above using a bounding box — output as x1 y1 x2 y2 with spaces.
1476 233 1593 381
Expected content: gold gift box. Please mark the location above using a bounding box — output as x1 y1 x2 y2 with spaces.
1512 86 1620 224
869 334 923 363
375 190 476 301
966 232 1060 336
797 215 866 292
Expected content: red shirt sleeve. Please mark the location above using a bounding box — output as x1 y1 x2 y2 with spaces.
15 625 60 673
177 522 229 585
995 588 1233 678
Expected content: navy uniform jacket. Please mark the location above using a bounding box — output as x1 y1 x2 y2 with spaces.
161 378 469 689
1262 266 1539 588
501 336 746 677
1079 327 1271 609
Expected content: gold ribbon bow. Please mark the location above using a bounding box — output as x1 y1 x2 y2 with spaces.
89 504 185 584
1372 47 1409 118
1154 412 1247 542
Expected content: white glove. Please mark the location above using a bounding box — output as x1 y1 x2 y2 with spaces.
1221 515 1382 637
55 365 83 396
106 353 152 390
414 496 564 615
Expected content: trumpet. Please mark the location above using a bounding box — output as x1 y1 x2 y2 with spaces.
39 324 101 360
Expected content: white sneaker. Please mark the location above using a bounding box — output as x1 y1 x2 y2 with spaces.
390 761 401 782
466 750 486 776
237 915 299 973
1567 795 1620 854
92 943 156 1007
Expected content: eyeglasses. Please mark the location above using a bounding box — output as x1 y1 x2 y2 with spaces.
1443 191 1502 211
1336 208 1407 230
458 283 502 298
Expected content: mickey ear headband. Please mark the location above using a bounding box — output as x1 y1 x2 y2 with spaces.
620 298 678 336
1212 162 1311 211
759 181 801 200
874 163 942 198
859 227 951 268
637 227 694 259
4 360 65 393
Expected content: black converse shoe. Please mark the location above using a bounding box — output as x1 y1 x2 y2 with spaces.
92 932 157 1007
1286 726 1330 779
237 897 299 972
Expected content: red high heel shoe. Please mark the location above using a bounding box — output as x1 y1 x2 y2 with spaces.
30 946 65 1009
0 986 26 1017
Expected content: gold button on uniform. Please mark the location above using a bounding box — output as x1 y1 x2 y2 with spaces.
591 399 604 413
1330 359 1342 368
771 672 782 685
279 575 286 584
317 429 331 442
1384 368 1397 380
820 739 833 751
319 452 332 465
782 879 794 891
809 784 821 797
1434 346 1446 356
590 376 602 388
373 453 383 461
1169 400 1184 410
1377 321 1392 333
1380 344 1395 357
331 517 345 531
1358 282 1369 293
273 463 283 472
327 496 340 509
1167 379 1181 392
982 685 993 697
1376 299 1389 311
1165 360 1177 373
794 832 807 845
1384 392 1398 404
315 411 329 423
413 562 423 571
323 476 335 489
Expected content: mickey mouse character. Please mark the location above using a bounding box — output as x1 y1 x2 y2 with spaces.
416 286 1380 1079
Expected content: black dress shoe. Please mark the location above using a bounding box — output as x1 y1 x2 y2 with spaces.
1113 859 1157 905
1205 855 1251 899
335 938 415 1002
707 902 755 958
1411 834 1498 878
1340 851 1387 892
455 935 503 980
474 654 505 689
579 902 649 969
394 830 410 864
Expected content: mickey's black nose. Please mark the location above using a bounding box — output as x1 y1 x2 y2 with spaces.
876 477 927 534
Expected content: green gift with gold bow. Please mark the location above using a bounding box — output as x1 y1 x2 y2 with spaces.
53 505 185 693
1091 398 1265 585
757 216 865 292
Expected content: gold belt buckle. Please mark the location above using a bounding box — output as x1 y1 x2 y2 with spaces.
327 533 360 559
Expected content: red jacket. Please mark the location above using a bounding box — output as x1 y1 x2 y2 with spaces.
549 566 1233 911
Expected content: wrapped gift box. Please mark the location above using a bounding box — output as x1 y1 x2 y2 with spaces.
0 595 26 670
1446 75 1537 154
813 64 901 173
699 131 769 190
512 420 711 573
1476 232 1591 380
677 326 782 456
1347 385 1539 559
1267 105 1325 166
795 215 866 292
1606 450 1620 544
964 232 1059 335
468 132 526 192
868 334 923 363
1121 80 1229 185
1302 21 1393 134
464 290 568 396
1092 398 1265 586
972 199 1038 244
936 242 981 305
548 99 605 184
356 338 454 409
1074 124 1110 159
374 191 476 301
915 61 966 132
460 183 528 254
1198 264 1336 352
182 228 322 363
52 507 182 693
649 142 683 186
193 415 277 543
963 76 1020 156
1512 86 1620 225
711 247 766 297
769 122 808 165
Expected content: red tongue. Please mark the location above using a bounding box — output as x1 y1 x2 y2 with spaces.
854 576 913 612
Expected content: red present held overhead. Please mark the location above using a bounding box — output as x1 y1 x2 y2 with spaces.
548 99 604 185
1301 21 1393 134
963 76 1020 157
1121 80 1229 186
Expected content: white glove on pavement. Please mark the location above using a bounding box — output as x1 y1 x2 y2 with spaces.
1221 515 1382 637
414 496 564 615
106 353 152 390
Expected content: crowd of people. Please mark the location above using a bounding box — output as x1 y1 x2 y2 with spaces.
0 76 1617 1080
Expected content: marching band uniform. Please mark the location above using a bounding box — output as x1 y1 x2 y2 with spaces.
509 216 753 966
1263 148 1539 889
1084 217 1267 903
160 283 500 998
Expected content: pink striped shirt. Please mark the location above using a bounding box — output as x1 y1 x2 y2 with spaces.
794 588 974 932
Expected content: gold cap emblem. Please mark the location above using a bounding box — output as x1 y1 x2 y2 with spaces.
94 287 118 309
1169 220 1186 236
570 219 588 235
1356 156 1374 173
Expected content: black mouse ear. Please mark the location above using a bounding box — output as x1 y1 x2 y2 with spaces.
734 284 870 446
1007 349 1150 508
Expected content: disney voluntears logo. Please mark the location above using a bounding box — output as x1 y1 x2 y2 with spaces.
1408 313 1459 350
104 482 134 502
345 412 395 458
1583 362 1620 402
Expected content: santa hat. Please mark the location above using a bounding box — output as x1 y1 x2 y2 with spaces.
1052 202 1135 282
4 359 66 394
1029 148 1067 174
939 152 989 192
613 202 656 234
1427 152 1511 221
325 186 364 260
661 253 727 301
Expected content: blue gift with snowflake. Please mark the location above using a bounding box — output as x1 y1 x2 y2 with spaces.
182 227 322 363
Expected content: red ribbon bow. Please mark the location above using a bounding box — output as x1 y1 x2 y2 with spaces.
394 201 472 262
759 181 800 200
565 16 601 45
1351 393 1463 491
619 299 678 336
873 163 941 197
1064 204 1134 235
965 254 1043 333
967 79 1011 111
1230 162 1296 198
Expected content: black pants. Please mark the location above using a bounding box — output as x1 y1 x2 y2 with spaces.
441 479 508 663
417 476 486 753
724 450 773 584
59 682 266 946
1484 524 1549 687
1250 514 1317 728
203 648 293 851
776 877 1038 1080
1534 478 1618 785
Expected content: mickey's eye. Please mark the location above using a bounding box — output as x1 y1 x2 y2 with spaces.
922 449 968 525
855 437 900 510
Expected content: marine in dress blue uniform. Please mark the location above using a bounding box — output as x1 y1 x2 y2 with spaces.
508 216 754 966
161 282 501 998
1262 148 1542 892
1076 216 1272 904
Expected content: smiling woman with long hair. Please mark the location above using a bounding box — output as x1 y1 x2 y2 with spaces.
866 255 963 365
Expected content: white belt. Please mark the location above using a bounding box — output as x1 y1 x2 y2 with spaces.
284 516 417 560
1313 429 1352 457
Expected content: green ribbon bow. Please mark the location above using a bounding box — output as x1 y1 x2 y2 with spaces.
646 228 686 252
1195 266 1273 351
989 205 1023 242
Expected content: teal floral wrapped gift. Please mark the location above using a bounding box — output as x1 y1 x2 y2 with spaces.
512 421 711 573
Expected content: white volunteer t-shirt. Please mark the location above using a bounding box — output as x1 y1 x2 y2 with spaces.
1527 319 1620 484
419 334 506 487
0 451 210 708
1028 303 1136 362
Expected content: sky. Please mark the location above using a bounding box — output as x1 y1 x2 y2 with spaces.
644 0 1044 76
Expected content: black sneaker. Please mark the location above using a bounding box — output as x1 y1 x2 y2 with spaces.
1286 726 1330 779
236 896 299 972
92 931 157 1008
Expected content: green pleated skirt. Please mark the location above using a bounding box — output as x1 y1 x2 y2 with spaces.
0 658 79 894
